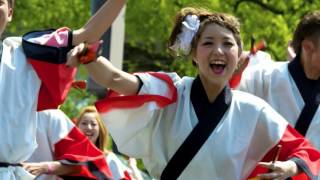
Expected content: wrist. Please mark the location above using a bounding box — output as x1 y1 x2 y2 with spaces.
289 157 305 175
287 160 299 176
47 163 54 174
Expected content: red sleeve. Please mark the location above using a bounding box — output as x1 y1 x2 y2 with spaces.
22 28 76 111
54 127 113 179
248 125 320 180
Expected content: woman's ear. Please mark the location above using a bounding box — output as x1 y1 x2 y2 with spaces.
191 50 198 65
7 7 13 22
193 58 198 65
301 39 315 54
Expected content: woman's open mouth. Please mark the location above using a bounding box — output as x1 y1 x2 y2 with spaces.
210 61 226 75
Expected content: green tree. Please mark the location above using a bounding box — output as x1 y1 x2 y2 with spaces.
6 0 90 36
6 0 319 116
125 0 319 74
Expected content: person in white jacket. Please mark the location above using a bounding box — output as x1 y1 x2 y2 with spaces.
75 106 145 180
67 7 320 180
0 0 126 179
238 11 320 150
24 109 112 180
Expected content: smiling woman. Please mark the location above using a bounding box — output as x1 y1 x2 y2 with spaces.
76 106 108 151
75 106 145 180
193 23 240 101
67 7 320 180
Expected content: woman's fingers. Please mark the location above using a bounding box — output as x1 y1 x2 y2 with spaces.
257 160 298 180
21 162 47 176
258 171 285 179
258 161 276 169
67 43 90 67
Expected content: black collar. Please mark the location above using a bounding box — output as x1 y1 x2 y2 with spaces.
190 76 232 122
288 56 320 104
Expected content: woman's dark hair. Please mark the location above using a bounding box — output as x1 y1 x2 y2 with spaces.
8 0 14 9
292 11 320 54
168 7 242 60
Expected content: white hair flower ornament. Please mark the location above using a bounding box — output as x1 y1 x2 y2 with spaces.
170 14 200 56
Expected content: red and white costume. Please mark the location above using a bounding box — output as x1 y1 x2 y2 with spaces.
239 55 320 150
96 72 320 180
27 109 112 180
0 28 111 179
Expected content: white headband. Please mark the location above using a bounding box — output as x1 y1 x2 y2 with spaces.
170 14 200 56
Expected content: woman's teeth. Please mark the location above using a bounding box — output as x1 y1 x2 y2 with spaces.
210 61 226 74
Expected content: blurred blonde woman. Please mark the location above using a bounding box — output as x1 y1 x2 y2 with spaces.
76 106 144 180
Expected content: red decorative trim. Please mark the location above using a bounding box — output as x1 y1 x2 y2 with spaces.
96 72 177 113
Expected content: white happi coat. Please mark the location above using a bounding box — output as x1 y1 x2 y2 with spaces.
239 61 320 150
0 28 75 180
96 72 297 180
27 109 113 180
27 110 74 180
0 37 39 180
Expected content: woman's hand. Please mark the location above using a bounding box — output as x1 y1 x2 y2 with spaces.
257 160 299 180
66 43 86 67
22 162 53 176
67 41 101 67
